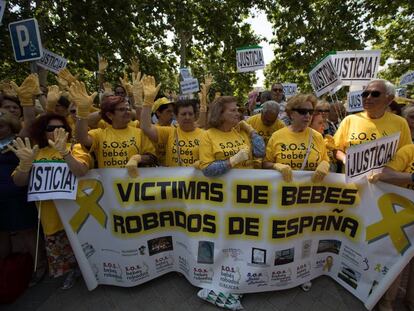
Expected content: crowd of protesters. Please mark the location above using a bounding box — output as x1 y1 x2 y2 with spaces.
1 58 413 311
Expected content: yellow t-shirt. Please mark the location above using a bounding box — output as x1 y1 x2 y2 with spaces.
157 126 204 167
34 144 91 235
97 119 140 129
265 127 329 171
386 144 414 190
199 128 253 169
88 125 155 168
246 114 285 145
155 123 169 166
334 111 412 152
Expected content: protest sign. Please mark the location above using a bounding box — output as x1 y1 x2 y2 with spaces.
179 67 192 80
332 50 381 85
28 161 78 201
0 0 6 25
400 71 414 86
236 46 265 73
345 133 400 183
37 48 68 74
55 167 414 310
309 55 342 97
347 90 364 113
396 88 407 98
282 83 297 98
180 78 199 94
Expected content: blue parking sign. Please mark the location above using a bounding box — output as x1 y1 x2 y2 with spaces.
9 18 43 62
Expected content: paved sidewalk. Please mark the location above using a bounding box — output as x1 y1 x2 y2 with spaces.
2 273 409 311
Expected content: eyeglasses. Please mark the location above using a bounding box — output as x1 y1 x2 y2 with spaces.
292 108 314 115
46 125 65 132
114 107 131 112
272 88 284 93
315 109 330 113
361 90 381 98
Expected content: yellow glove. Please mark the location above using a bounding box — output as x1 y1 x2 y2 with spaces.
56 76 69 91
324 135 336 151
237 120 255 135
98 56 108 74
103 82 113 95
312 160 330 183
126 154 142 177
46 85 62 112
48 128 69 157
0 81 18 97
58 68 77 86
229 149 249 167
199 74 213 112
69 81 97 119
119 71 133 96
10 74 41 106
142 75 161 107
7 137 39 172
132 74 144 107
129 58 140 74
273 163 293 182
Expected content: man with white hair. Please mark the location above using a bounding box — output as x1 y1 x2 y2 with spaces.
334 79 412 164
246 100 285 145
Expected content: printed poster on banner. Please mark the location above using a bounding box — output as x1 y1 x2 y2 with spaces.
347 90 364 113
345 133 400 183
37 48 68 74
396 88 407 98
236 45 265 73
180 78 199 94
28 162 78 202
0 0 6 25
282 83 297 98
55 167 414 310
309 55 342 97
400 71 414 86
332 50 381 86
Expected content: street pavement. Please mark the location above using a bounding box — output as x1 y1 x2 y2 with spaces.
2 272 410 311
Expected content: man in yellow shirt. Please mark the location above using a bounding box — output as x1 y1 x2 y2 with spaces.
334 79 412 165
246 100 285 145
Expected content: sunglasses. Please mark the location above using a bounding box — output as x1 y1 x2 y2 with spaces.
361 90 381 98
292 108 314 115
46 125 65 132
272 88 284 92
114 107 131 112
315 109 330 113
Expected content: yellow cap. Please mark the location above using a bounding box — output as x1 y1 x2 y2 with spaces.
152 97 173 113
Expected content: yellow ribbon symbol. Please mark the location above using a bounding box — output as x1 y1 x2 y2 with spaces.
70 179 107 233
366 193 414 255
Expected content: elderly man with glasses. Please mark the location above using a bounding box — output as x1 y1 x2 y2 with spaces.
271 82 290 125
334 79 412 165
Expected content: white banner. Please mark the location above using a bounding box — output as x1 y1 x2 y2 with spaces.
28 162 78 201
0 0 6 25
347 90 364 113
55 168 414 310
36 48 68 74
345 133 400 183
400 71 414 86
332 50 381 86
180 78 199 94
236 46 265 73
309 55 342 97
282 83 297 98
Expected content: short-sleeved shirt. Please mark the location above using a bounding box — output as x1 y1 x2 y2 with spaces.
246 114 285 145
157 126 204 167
386 144 414 190
88 125 155 168
199 128 253 169
265 127 329 171
334 111 412 152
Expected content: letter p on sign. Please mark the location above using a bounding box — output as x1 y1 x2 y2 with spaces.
9 18 43 62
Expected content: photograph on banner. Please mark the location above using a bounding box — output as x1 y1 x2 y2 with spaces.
236 45 265 73
332 50 381 86
8 18 43 62
396 88 407 98
37 48 68 74
179 67 192 80
345 133 400 183
54 167 414 310
309 55 342 97
28 162 79 202
400 71 414 86
0 0 6 25
347 90 364 113
180 78 199 94
282 83 297 98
